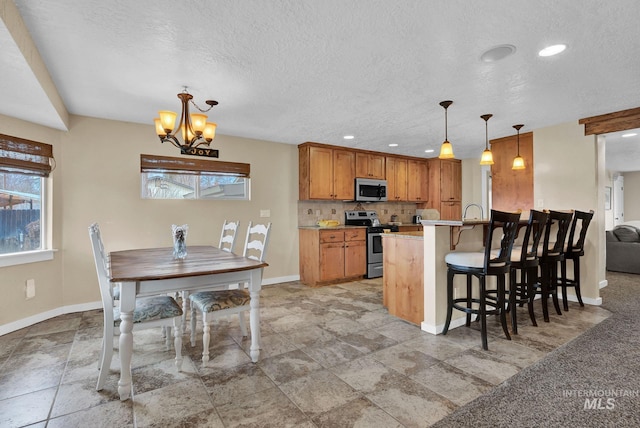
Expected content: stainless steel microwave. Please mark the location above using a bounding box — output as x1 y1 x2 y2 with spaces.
355 178 387 202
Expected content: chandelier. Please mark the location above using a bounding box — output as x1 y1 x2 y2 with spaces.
154 88 219 158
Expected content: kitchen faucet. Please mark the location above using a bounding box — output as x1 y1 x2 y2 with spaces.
463 203 484 220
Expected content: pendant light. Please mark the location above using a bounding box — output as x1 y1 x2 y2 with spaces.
479 114 494 165
438 100 455 159
512 124 525 170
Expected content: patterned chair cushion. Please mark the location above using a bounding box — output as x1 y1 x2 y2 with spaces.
113 295 183 327
189 290 251 313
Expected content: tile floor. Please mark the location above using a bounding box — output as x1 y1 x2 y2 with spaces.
0 279 612 428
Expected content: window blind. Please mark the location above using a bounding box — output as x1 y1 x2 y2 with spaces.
0 133 54 177
140 154 250 177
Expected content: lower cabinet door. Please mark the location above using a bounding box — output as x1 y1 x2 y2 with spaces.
320 242 345 281
344 240 366 277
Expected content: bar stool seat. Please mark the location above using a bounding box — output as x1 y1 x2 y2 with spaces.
442 210 521 350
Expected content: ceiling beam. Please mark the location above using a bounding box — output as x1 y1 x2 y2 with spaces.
1 0 69 130
579 107 640 135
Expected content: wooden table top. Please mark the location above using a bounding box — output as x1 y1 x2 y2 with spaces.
109 245 268 282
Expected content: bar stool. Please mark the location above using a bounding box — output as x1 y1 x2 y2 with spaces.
536 210 573 322
506 209 549 333
442 209 521 350
559 210 594 310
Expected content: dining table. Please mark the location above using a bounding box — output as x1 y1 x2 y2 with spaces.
109 245 268 401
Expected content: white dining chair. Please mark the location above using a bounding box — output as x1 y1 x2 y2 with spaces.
189 222 271 363
179 220 241 331
88 223 183 391
219 220 240 253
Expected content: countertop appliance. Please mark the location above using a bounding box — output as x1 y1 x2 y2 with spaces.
345 210 398 278
412 215 422 224
355 178 387 202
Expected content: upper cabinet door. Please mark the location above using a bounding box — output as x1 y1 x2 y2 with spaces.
308 145 334 199
333 149 356 200
356 153 386 179
386 157 408 201
440 159 461 201
407 160 428 202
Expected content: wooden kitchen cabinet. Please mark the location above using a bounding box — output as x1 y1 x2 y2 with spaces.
386 156 408 201
344 229 367 277
407 159 429 202
356 152 386 179
490 132 534 212
440 159 462 202
299 228 366 286
439 201 462 221
426 158 462 220
299 143 355 200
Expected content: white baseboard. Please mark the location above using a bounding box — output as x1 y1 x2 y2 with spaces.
0 300 102 336
599 279 608 289
0 275 301 336
263 275 300 286
561 292 603 306
421 315 473 335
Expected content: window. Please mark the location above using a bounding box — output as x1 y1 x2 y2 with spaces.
140 154 250 200
0 134 53 258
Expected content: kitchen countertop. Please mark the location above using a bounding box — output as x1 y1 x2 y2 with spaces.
382 231 423 239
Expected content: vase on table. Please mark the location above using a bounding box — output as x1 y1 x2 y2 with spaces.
172 224 188 259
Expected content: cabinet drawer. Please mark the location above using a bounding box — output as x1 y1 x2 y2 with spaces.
320 230 345 243
345 229 366 241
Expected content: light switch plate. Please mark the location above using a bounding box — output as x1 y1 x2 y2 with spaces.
260 209 271 218
26 279 35 299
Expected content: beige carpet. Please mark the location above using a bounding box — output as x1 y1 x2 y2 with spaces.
432 271 640 427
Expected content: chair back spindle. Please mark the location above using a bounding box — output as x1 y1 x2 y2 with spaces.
218 220 240 253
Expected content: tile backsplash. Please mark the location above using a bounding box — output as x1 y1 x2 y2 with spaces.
298 201 422 226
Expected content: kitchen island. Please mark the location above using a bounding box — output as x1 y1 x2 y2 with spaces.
382 220 489 334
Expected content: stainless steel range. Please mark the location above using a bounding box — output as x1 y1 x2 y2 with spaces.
345 210 398 278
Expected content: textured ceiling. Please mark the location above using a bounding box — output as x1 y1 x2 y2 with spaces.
2 0 639 170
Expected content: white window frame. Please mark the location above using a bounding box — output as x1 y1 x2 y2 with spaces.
140 154 251 201
0 134 54 267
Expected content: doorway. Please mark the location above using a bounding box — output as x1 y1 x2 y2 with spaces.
613 175 624 226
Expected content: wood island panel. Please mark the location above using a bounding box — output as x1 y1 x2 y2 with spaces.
382 234 424 325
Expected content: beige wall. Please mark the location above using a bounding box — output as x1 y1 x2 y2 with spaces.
534 121 605 301
461 160 485 218
1 114 300 330
0 115 65 327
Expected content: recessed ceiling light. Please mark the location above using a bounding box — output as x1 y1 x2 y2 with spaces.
425 149 435 153
538 44 566 57
480 44 516 62
622 133 638 138
388 143 398 147
343 135 354 140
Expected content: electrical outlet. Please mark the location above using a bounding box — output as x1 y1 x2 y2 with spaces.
315 209 321 216
26 279 36 299
260 209 271 218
